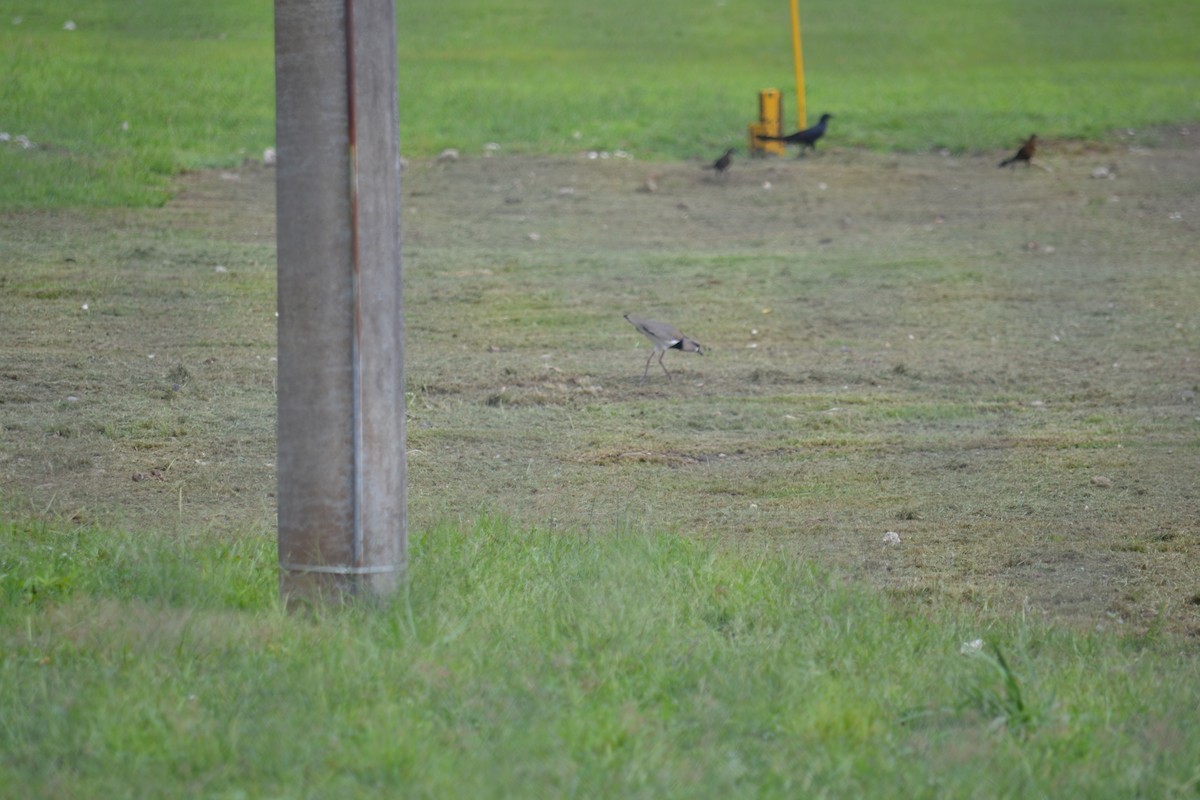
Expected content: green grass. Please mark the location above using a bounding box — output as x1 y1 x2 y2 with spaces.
2 1 1200 793
2 0 1199 207
0 1 274 207
4 513 1200 797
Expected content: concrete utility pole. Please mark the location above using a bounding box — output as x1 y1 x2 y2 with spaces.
274 0 406 601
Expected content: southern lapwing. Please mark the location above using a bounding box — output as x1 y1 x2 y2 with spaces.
624 314 703 382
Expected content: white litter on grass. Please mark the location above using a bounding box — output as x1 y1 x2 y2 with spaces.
81 303 89 311
63 20 76 30
960 638 984 655
882 531 901 545
263 147 276 166
214 265 228 273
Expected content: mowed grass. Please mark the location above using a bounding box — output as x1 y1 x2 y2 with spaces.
3 141 1200 794
2 0 1200 794
5 514 1200 798
2 0 1200 206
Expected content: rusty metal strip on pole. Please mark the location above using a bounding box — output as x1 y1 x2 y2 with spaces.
344 0 367 574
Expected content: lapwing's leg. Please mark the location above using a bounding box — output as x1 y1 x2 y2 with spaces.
641 349 656 383
657 349 671 378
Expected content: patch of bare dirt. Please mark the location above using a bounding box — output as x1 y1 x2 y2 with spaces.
3 125 1198 634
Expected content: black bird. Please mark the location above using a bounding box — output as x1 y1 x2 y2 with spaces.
999 134 1037 168
756 113 833 156
709 147 735 176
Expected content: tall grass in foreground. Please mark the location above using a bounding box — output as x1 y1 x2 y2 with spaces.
2 0 1199 207
3 514 1198 797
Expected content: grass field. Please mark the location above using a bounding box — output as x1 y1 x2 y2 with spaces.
3 0 1200 795
2 0 1199 206
4 138 1200 795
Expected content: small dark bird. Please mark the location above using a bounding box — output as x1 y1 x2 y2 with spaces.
624 314 703 383
709 147 735 176
999 134 1037 168
756 113 833 156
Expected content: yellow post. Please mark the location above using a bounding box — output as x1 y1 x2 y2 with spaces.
790 0 806 130
748 89 786 156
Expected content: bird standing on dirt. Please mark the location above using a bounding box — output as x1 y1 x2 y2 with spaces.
756 113 833 156
998 134 1037 168
709 148 735 176
624 314 704 383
